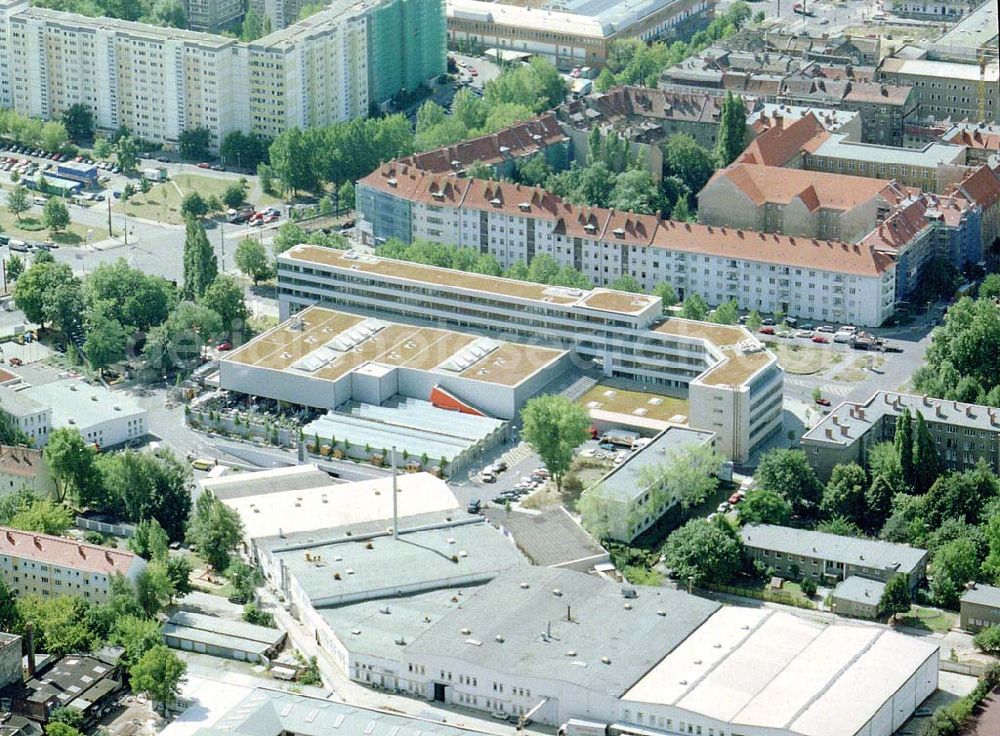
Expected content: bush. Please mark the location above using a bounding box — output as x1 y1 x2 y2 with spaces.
974 625 1000 655
800 577 817 598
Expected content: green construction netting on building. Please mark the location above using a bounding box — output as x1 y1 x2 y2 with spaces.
368 0 446 104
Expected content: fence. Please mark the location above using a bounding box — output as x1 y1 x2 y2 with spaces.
698 582 817 609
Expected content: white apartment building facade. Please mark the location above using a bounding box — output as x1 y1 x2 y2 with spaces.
0 386 51 447
0 0 372 149
276 246 785 462
0 525 145 602
357 166 898 326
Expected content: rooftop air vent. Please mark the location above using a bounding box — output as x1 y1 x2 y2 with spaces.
496 634 505 643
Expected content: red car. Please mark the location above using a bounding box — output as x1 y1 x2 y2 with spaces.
197 162 211 169
759 326 775 335
812 335 830 344
815 397 832 407
469 68 478 76
217 341 233 351
728 492 742 505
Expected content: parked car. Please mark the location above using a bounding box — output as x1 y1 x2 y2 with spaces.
816 325 836 333
812 335 830 344
493 459 508 472
795 330 814 338
466 499 482 514
8 357 22 366
479 471 497 483
197 162 211 169
815 397 832 407
759 326 775 335
217 341 233 351
716 502 730 514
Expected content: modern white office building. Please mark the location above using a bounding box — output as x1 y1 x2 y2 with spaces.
0 386 51 447
356 166 897 327
0 525 146 602
0 379 147 451
219 304 569 421
276 247 784 462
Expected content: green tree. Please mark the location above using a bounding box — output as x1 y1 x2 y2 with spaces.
135 561 174 616
652 281 677 307
40 121 68 152
923 460 999 527
867 441 905 495
268 127 318 195
199 274 248 337
663 518 744 586
92 137 112 159
181 216 218 301
594 67 616 92
8 499 73 535
46 279 84 338
186 493 244 571
83 258 176 333
337 180 355 211
755 448 823 519
821 463 869 523
526 253 560 284
226 559 262 603
180 191 209 220
710 299 739 325
816 515 864 537
44 723 83 736
109 614 162 669
44 427 100 505
130 518 169 561
130 645 187 714
930 538 980 608
894 408 915 491
235 238 274 284
61 103 94 142
983 512 1000 585
242 602 274 627
877 574 912 621
608 168 661 214
744 310 762 331
0 576 19 632
865 474 897 532
97 449 193 541
739 487 792 525
638 442 722 512
15 595 95 655
515 155 552 187
6 184 30 221
912 410 940 494
6 254 24 283
979 274 1000 301
520 395 590 493
800 577 818 598
663 134 717 202
715 92 746 166
178 127 212 161
47 707 83 730
578 483 630 540
222 181 247 210
165 555 193 597
610 275 643 293
83 303 127 376
239 7 267 41
115 135 139 172
680 292 709 321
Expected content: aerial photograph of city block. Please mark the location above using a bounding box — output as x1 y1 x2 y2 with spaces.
0 0 996 734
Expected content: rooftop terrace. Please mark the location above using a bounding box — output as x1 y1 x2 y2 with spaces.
224 305 564 387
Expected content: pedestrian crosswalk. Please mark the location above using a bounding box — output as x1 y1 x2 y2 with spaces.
786 379 853 397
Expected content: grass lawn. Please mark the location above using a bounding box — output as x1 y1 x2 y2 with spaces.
0 209 91 245
834 355 887 383
578 384 689 423
116 173 268 225
763 340 843 375
898 605 956 634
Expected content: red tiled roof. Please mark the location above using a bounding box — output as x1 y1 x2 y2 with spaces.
0 525 139 575
360 168 893 277
737 113 828 167
946 129 1000 151
861 193 972 253
395 114 567 174
950 165 1000 210
707 163 904 211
